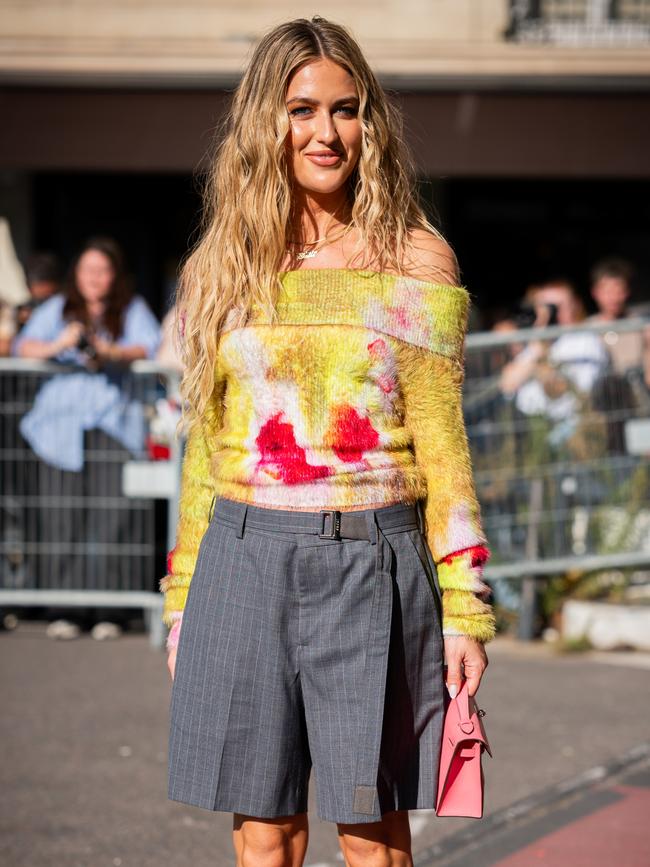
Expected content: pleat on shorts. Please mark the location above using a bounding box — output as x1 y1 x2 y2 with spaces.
167 496 446 824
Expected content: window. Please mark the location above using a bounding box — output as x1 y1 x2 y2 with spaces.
506 0 650 42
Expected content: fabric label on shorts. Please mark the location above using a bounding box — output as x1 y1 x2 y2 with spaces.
353 785 378 815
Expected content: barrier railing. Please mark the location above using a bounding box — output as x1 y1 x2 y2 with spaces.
0 358 181 648
2 315 649 645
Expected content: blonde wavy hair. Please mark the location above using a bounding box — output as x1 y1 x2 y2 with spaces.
174 15 447 428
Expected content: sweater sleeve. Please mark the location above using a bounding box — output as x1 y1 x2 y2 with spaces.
396 338 497 644
159 384 224 636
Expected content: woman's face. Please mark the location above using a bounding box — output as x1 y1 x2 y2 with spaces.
75 249 115 304
285 57 363 198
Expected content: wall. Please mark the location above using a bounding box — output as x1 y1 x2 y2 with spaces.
1 0 648 86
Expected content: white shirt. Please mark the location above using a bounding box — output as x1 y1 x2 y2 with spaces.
514 330 609 420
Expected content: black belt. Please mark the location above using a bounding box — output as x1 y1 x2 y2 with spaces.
209 497 425 539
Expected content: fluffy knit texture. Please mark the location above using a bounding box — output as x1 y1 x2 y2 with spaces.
160 269 496 644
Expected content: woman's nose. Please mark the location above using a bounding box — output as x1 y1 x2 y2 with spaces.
313 110 338 145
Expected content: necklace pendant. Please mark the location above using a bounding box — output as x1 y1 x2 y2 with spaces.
296 249 318 260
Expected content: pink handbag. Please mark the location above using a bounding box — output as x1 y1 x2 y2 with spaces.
436 679 492 818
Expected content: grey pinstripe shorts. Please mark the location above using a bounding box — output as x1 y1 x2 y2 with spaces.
167 496 446 824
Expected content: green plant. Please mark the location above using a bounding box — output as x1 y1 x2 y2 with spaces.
555 633 593 654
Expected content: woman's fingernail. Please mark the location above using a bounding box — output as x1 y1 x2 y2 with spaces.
448 683 458 699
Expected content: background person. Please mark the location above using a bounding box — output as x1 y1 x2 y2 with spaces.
585 256 650 448
14 251 62 333
587 256 650 393
13 236 158 369
500 279 610 443
12 235 160 639
499 279 613 559
0 299 15 356
0 216 30 355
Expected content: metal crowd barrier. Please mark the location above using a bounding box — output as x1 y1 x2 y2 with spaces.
3 316 649 646
465 316 650 638
0 358 181 648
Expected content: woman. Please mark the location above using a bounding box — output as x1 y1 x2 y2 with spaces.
161 17 495 866
12 236 160 635
13 236 159 370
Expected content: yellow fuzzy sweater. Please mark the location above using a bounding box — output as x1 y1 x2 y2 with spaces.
160 269 496 644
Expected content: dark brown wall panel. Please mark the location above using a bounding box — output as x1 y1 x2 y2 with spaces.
1 87 649 177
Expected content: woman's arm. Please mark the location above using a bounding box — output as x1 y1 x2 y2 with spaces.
17 336 65 359
92 339 149 363
12 295 83 360
500 340 549 395
644 324 650 390
159 385 224 649
398 232 496 644
18 321 86 359
93 296 161 364
0 304 16 356
398 342 496 643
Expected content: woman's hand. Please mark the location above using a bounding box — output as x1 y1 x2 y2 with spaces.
91 336 148 365
443 635 488 698
92 336 120 362
167 646 177 681
54 321 85 353
499 338 548 395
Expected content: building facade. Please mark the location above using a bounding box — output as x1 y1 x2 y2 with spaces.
1 0 649 309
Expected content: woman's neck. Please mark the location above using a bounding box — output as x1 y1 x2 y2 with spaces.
86 300 106 322
289 189 351 243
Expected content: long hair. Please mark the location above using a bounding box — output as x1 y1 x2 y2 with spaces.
63 236 133 339
175 15 448 428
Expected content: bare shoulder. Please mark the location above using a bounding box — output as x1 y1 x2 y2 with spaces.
400 229 461 286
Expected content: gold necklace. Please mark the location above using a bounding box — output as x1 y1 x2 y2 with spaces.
286 237 326 260
286 224 352 260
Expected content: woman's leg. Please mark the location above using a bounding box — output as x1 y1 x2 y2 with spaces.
232 812 309 867
82 427 132 592
337 810 413 867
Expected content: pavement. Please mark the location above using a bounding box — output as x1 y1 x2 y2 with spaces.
2 622 650 867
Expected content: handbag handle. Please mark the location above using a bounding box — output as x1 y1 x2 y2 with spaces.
452 680 476 734
448 679 493 758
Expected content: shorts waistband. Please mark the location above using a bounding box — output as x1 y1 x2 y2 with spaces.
210 496 424 542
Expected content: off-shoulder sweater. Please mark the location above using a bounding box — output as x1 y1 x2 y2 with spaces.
160 269 496 648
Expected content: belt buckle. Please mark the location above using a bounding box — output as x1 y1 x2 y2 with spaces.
319 509 341 540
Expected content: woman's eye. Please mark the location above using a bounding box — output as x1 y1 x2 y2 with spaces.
288 105 358 118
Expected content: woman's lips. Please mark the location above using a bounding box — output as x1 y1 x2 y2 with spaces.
305 153 342 166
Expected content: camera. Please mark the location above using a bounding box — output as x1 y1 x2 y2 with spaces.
76 331 98 360
513 304 537 329
513 302 559 329
543 303 559 326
